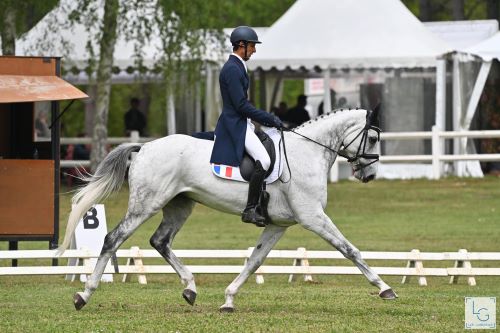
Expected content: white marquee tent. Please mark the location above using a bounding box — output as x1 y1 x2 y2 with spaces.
249 0 450 71
246 0 451 131
452 31 500 177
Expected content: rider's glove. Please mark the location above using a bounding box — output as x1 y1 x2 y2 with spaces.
272 116 283 129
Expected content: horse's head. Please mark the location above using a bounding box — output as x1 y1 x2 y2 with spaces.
338 105 381 183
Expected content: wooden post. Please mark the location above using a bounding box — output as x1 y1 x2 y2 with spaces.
431 126 441 179
122 246 147 284
449 249 476 286
402 249 427 286
288 247 313 283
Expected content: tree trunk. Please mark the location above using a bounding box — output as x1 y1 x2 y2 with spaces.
418 0 432 21
140 83 151 136
84 84 97 137
452 0 465 20
486 0 499 21
1 6 16 55
90 0 119 172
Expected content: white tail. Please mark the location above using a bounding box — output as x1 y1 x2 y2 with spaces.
56 143 143 255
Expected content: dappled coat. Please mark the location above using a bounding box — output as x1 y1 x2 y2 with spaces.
210 55 278 166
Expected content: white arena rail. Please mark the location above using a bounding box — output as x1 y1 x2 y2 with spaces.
60 129 500 179
1 247 499 286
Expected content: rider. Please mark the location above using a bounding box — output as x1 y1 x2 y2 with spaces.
210 26 283 227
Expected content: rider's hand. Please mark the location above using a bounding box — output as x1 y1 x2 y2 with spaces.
272 116 283 129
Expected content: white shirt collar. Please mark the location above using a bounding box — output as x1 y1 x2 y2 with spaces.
232 52 247 73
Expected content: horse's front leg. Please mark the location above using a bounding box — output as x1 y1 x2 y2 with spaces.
220 224 287 312
298 209 397 299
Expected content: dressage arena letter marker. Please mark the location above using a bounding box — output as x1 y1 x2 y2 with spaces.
66 204 113 282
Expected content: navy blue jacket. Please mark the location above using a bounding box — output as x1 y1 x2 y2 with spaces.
210 55 278 166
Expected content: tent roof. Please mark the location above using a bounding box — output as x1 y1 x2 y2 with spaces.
464 31 500 61
248 0 451 71
424 20 498 50
13 0 229 72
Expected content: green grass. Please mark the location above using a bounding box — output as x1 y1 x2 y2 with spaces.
1 177 499 332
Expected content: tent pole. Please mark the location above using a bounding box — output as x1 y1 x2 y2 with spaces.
434 59 446 179
435 59 446 130
462 61 492 130
323 67 332 113
166 81 176 135
452 54 461 175
259 69 267 110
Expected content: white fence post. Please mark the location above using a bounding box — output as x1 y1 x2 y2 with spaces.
449 249 476 286
329 160 339 183
431 126 441 179
122 246 147 284
129 130 140 143
401 249 427 286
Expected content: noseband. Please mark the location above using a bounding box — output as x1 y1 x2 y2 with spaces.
337 123 381 171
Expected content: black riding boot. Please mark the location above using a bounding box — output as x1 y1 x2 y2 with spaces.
242 160 267 227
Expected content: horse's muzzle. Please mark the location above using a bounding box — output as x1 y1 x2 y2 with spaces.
361 174 375 183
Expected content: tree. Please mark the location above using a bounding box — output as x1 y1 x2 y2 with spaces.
90 0 119 171
402 0 499 22
0 0 58 55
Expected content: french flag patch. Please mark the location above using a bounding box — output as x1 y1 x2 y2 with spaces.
211 163 244 182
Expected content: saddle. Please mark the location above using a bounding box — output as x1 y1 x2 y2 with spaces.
193 128 282 226
239 130 276 181
193 128 282 184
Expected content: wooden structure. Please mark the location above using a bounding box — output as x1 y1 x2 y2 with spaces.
0 56 87 258
0 248 499 286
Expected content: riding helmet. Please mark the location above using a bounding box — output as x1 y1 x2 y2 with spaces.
230 26 262 46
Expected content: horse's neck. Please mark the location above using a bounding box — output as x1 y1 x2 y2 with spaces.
295 109 364 148
293 110 364 168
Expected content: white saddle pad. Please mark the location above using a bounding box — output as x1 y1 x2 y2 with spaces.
211 127 284 184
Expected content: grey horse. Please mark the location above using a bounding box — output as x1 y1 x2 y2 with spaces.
58 106 397 312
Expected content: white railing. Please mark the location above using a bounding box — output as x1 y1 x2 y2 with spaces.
60 129 500 178
1 247 499 286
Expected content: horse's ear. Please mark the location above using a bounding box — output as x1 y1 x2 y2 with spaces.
369 103 381 128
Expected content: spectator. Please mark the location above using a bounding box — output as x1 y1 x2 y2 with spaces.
318 89 337 116
287 94 310 127
35 110 51 139
124 97 147 136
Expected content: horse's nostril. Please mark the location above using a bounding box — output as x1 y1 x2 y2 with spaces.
363 174 375 183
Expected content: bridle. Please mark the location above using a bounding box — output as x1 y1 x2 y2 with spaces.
278 109 381 183
337 122 381 171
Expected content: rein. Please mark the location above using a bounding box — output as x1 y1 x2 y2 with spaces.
277 122 381 182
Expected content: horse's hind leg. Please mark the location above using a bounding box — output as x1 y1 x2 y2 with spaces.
298 209 397 300
149 195 196 305
73 209 157 310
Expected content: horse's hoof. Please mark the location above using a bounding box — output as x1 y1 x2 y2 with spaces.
379 288 398 300
73 293 87 310
182 289 197 306
219 306 234 313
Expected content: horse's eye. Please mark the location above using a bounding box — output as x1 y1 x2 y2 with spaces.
369 137 378 145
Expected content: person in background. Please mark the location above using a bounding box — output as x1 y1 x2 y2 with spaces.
124 97 147 136
287 94 310 128
318 89 337 116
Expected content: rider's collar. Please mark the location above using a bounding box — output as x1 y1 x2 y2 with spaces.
231 53 248 73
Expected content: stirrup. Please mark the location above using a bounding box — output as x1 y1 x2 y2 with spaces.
241 207 266 227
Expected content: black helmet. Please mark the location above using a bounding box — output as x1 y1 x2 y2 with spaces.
230 26 262 46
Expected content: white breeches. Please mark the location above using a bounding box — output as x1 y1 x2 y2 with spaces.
245 122 270 171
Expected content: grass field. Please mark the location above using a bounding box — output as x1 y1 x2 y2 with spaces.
1 177 499 332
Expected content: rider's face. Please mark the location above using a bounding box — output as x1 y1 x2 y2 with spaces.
239 42 256 60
